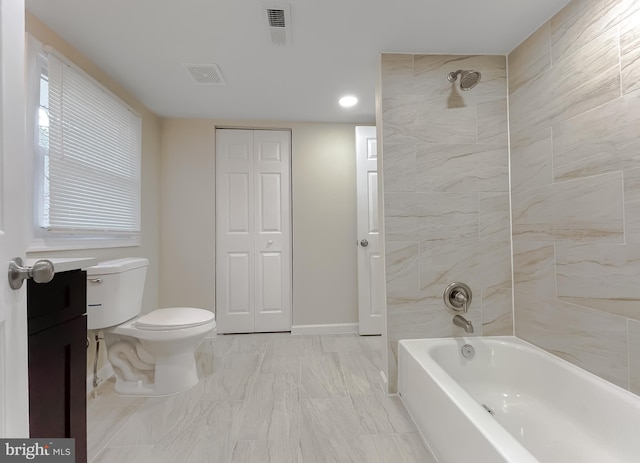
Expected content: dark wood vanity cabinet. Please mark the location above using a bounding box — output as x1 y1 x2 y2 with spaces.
27 270 87 463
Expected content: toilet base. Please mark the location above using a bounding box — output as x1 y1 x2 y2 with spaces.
105 331 205 397
113 350 199 396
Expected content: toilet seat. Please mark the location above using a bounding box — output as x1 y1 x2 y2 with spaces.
134 307 214 331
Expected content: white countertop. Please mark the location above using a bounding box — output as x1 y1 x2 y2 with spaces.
25 257 98 273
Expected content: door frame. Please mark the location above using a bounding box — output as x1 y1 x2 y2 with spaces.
355 126 383 335
1 0 30 437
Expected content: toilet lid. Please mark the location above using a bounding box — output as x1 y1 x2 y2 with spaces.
134 308 215 331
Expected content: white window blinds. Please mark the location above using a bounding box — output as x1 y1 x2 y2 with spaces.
45 50 141 234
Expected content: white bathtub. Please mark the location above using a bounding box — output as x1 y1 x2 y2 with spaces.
398 336 640 463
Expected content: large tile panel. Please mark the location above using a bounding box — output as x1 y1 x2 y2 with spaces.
108 385 205 446
477 97 508 145
411 94 477 144
512 241 556 299
550 0 622 63
387 301 482 342
158 400 245 463
230 440 302 463
512 172 624 243
385 241 420 296
482 287 513 336
382 95 418 145
554 25 622 113
553 90 640 181
508 21 551 94
350 393 416 435
416 144 508 193
557 243 640 320
510 27 621 134
385 192 478 241
419 240 512 294
478 193 511 241
299 398 366 463
384 216 418 241
381 54 414 98
382 143 417 193
621 8 640 95
362 433 437 463
204 353 261 400
91 446 170 463
556 243 640 300
559 297 640 321
509 128 553 195
299 353 348 399
238 373 300 441
515 298 629 388
624 168 640 244
87 405 140 461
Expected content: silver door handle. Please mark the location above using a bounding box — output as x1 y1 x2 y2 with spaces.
8 257 55 290
360 239 369 247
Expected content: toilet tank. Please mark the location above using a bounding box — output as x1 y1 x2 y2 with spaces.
86 258 149 330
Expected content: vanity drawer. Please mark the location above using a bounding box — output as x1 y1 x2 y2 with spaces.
27 269 87 335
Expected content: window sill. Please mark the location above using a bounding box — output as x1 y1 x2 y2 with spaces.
28 236 141 252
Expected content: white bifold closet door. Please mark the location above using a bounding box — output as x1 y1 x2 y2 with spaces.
215 129 292 333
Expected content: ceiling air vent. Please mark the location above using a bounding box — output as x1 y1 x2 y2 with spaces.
184 64 226 85
263 3 292 46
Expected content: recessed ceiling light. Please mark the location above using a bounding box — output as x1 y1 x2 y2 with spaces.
339 95 358 108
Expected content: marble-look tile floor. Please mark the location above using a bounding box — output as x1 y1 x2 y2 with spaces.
87 333 437 463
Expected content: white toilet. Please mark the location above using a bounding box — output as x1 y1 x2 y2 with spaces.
86 257 216 396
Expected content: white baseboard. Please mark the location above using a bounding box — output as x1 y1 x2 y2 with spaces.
291 323 358 335
86 363 114 395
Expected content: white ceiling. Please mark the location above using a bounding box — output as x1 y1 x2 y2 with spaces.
25 0 570 123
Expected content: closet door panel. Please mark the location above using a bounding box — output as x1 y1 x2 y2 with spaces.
216 130 255 333
216 129 291 333
254 130 291 332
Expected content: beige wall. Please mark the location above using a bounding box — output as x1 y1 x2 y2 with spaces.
509 0 640 393
25 13 162 374
160 119 362 327
380 53 512 391
159 120 215 311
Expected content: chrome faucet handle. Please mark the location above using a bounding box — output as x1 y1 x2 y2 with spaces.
444 282 472 313
454 292 468 312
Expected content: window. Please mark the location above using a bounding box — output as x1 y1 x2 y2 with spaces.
29 41 142 250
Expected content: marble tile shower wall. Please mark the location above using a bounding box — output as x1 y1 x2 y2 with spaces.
380 53 512 391
509 0 640 393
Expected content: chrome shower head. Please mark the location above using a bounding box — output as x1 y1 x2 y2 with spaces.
447 70 481 90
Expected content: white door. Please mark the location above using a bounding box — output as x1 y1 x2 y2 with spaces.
356 126 383 335
0 0 30 437
216 129 291 333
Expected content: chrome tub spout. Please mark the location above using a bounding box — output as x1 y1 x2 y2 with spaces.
453 314 474 333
